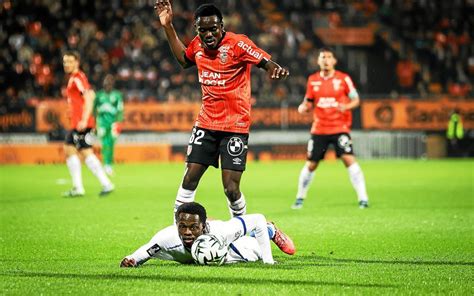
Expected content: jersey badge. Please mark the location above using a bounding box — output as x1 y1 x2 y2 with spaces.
146 244 161 256
310 81 322 92
218 45 230 64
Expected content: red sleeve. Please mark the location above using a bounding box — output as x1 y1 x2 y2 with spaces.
185 37 199 64
304 76 315 99
342 74 356 95
74 73 90 94
234 34 271 64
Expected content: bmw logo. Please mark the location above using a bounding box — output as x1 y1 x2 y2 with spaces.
227 137 244 157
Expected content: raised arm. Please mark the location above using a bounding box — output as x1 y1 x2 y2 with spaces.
154 0 192 68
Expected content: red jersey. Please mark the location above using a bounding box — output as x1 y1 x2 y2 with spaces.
185 32 271 133
305 70 356 135
66 71 95 129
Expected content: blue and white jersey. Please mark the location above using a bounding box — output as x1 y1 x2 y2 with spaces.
126 214 271 265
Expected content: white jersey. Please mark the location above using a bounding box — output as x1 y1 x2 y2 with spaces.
126 214 273 265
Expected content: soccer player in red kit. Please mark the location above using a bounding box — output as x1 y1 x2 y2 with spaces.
154 2 289 217
291 48 369 209
62 51 114 197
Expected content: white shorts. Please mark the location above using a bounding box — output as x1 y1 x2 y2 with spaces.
225 236 262 264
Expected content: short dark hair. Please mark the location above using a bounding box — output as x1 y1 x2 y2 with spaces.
63 50 81 62
318 47 336 57
175 202 207 224
194 4 223 22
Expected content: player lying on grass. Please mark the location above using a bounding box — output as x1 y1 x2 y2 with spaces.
120 202 295 266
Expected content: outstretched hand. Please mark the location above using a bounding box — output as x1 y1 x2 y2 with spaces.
270 67 290 80
120 257 137 268
154 0 173 27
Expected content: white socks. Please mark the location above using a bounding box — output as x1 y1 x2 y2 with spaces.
296 165 315 199
174 185 196 213
66 155 84 192
347 163 369 202
85 154 113 189
228 193 247 217
173 187 246 219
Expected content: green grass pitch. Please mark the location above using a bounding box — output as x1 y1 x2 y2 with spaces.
1 160 473 295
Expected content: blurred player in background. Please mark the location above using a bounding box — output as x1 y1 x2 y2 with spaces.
94 74 124 176
291 48 369 209
120 202 295 266
154 2 289 218
446 108 464 157
62 51 114 197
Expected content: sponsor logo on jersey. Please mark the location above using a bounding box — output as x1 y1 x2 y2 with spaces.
227 137 244 157
98 103 115 114
237 40 263 60
187 145 193 156
146 243 161 256
196 51 203 59
316 97 338 108
199 71 226 86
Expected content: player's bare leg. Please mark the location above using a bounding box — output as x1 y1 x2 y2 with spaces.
292 160 318 209
222 169 246 217
63 144 85 197
81 148 114 196
174 163 208 214
341 154 369 208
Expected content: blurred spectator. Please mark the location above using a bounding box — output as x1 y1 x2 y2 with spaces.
0 0 472 110
376 0 473 97
396 57 419 95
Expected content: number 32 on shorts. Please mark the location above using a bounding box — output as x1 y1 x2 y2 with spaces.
189 127 205 145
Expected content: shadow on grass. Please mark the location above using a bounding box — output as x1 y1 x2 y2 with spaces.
1 271 396 289
306 255 474 266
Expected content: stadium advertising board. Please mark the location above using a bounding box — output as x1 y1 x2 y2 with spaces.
362 99 474 130
121 104 313 131
122 103 200 131
0 143 171 164
0 108 36 132
36 100 312 131
251 107 313 129
36 99 70 132
315 27 375 46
